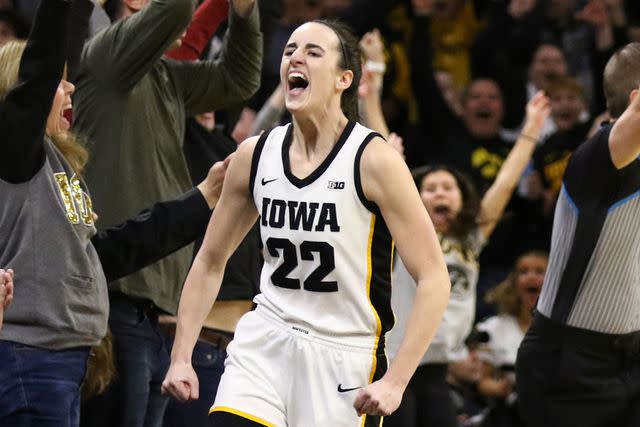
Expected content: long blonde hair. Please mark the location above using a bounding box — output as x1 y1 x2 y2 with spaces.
485 250 548 316
81 329 117 399
0 40 88 176
1 41 116 395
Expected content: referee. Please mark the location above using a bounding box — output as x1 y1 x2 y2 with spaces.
516 42 640 427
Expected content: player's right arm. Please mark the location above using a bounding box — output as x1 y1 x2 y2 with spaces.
609 86 640 168
161 136 260 402
354 137 450 417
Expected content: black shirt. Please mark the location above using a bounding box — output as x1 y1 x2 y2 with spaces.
183 118 261 300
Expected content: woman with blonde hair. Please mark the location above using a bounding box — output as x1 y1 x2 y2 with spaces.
475 250 548 427
0 0 228 424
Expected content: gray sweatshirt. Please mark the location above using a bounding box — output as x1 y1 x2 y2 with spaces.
0 140 109 349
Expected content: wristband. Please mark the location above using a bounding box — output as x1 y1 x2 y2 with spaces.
520 133 538 143
365 60 386 74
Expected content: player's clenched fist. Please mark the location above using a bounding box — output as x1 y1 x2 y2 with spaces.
353 377 404 417
162 362 200 403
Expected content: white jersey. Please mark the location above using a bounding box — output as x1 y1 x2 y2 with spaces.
387 229 485 364
250 121 394 350
476 314 524 368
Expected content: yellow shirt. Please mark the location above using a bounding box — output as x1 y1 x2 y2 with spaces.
430 2 485 88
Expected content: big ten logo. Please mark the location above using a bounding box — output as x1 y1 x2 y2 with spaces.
328 181 345 190
54 172 95 226
471 148 505 180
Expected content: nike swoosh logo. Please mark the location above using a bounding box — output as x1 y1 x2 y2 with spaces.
337 384 360 393
261 178 278 186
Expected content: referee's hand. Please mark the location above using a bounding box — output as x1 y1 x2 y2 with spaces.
162 361 199 403
353 377 403 417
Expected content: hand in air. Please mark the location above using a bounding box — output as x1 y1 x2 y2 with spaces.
525 91 551 131
360 29 385 63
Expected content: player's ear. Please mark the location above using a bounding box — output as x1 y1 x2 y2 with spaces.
336 69 354 91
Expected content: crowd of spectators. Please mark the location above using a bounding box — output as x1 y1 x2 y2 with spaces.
1 0 639 425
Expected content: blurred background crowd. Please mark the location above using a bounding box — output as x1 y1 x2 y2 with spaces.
1 0 638 426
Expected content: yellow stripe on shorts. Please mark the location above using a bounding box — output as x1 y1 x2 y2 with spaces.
209 406 277 427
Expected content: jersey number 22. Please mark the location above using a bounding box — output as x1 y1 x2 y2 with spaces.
266 237 337 292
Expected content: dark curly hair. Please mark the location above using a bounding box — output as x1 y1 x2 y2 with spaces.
311 19 361 122
414 165 480 251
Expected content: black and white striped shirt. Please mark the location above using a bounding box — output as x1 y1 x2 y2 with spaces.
537 124 640 334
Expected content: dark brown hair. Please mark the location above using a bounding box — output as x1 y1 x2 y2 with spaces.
460 78 503 105
416 165 480 250
312 19 361 122
81 329 117 400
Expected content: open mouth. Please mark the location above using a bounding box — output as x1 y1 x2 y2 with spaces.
556 111 573 121
475 110 492 120
431 204 452 224
61 108 72 128
287 72 309 96
544 72 559 82
525 286 540 295
434 205 450 215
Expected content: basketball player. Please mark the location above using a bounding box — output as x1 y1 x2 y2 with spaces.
162 20 451 426
516 42 640 426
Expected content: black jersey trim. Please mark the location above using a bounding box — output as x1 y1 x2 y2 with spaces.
362 215 392 427
209 407 276 426
249 129 272 198
368 216 395 340
362 349 388 427
281 120 356 189
354 132 383 214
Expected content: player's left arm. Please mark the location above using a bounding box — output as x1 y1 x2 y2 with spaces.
354 136 451 417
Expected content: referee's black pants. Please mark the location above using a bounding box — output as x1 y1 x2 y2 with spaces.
516 312 640 427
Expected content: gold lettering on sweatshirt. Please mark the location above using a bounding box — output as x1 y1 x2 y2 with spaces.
70 174 94 226
54 172 94 226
